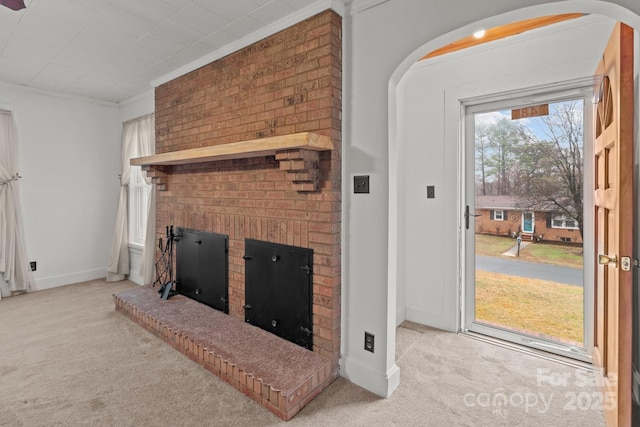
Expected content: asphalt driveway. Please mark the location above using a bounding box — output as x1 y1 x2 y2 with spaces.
475 255 583 286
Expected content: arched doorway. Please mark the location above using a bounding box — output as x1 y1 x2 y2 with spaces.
388 2 640 425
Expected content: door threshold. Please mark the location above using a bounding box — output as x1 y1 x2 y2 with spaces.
461 330 595 372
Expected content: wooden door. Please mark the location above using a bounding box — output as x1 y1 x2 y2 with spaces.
593 22 634 427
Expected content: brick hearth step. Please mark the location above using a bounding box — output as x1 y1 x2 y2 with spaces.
114 285 331 421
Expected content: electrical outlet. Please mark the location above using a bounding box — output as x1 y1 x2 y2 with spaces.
364 332 374 353
30 261 36 271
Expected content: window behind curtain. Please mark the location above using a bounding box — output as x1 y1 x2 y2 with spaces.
128 165 151 247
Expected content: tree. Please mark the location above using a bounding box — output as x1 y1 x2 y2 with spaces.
515 101 584 237
475 117 533 196
475 122 491 195
474 100 585 238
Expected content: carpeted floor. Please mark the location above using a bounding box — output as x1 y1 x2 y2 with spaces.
0 279 605 426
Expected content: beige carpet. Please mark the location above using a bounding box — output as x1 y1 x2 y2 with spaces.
0 279 605 426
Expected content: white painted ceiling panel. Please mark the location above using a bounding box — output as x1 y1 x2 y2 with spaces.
171 3 229 35
71 0 112 13
251 0 295 24
194 0 260 22
158 0 192 8
107 51 155 71
29 64 86 91
89 7 157 42
0 8 22 30
5 34 59 59
126 43 175 66
151 20 206 46
0 0 328 103
0 57 40 84
136 33 185 57
2 45 50 69
99 62 141 80
223 15 263 38
152 41 216 68
201 30 238 50
112 0 178 24
282 0 318 9
54 42 117 72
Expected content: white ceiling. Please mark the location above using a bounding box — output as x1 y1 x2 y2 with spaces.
0 0 334 103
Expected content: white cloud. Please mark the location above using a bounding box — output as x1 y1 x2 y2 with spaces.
474 110 510 126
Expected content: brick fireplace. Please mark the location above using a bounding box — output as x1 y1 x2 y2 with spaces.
116 10 342 421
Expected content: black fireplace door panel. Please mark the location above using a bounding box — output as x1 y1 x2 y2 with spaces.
244 239 313 350
176 228 228 313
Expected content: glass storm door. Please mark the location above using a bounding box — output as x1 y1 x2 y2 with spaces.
463 89 593 362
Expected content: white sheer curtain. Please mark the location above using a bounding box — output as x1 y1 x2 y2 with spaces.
140 171 156 284
107 114 155 282
0 110 36 295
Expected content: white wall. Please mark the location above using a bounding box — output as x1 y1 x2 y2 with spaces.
119 89 154 123
0 83 121 290
342 0 640 398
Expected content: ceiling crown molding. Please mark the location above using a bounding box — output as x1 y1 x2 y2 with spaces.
0 81 118 108
152 0 345 89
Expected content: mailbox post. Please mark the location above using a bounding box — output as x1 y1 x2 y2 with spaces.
516 235 522 257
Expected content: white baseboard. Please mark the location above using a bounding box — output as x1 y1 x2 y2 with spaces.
340 356 400 398
35 268 107 290
405 306 457 332
396 305 406 327
0 277 9 298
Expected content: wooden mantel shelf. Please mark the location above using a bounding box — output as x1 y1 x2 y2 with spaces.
130 132 332 166
132 132 333 193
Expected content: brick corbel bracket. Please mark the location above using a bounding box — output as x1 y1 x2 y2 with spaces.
132 132 332 193
141 165 168 192
275 149 321 192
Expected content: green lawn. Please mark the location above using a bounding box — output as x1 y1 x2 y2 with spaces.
475 234 515 256
475 270 583 344
519 243 583 268
475 234 583 269
474 234 584 345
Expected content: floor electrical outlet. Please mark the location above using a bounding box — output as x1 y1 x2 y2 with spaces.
364 332 374 353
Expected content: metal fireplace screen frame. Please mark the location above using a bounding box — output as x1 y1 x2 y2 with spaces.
176 228 228 313
244 239 313 350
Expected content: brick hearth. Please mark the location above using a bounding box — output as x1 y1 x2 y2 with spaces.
114 285 331 421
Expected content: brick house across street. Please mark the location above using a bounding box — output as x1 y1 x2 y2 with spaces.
474 195 583 244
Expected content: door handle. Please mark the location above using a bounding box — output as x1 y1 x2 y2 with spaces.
465 205 481 230
598 254 617 266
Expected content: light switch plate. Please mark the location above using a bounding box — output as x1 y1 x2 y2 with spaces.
427 185 435 198
354 175 370 194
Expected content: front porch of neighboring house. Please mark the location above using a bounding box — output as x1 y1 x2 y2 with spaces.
474 195 582 244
